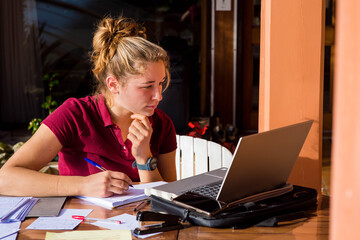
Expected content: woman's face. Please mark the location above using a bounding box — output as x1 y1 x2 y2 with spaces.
115 60 166 116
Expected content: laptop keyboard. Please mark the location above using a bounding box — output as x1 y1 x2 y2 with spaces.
188 181 222 199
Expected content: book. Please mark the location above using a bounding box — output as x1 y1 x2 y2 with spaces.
76 181 167 209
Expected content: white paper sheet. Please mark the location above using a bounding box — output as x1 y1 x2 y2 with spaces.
26 209 93 230
90 213 139 230
90 213 160 238
0 221 21 240
132 181 167 190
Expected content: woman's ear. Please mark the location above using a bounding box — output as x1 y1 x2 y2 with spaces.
106 75 120 93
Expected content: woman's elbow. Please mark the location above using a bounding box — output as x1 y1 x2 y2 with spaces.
0 167 12 194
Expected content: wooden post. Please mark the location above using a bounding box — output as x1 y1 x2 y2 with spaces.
330 0 360 238
259 0 325 192
213 0 235 125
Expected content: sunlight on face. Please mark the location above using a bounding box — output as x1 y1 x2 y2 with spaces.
116 60 166 116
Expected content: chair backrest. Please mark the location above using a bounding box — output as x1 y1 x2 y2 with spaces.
175 135 233 180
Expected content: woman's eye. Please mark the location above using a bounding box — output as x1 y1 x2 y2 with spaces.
142 81 165 89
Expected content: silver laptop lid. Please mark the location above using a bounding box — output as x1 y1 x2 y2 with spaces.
216 120 313 203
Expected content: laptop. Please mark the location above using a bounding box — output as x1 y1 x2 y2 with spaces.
146 120 313 205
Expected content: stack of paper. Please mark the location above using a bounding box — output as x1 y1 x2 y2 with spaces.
0 196 38 222
0 197 38 240
0 221 21 240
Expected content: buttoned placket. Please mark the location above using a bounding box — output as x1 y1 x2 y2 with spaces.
109 125 133 159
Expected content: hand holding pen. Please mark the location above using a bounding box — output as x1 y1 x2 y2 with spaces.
85 158 133 188
84 157 133 197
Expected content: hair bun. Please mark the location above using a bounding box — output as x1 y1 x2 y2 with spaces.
91 16 147 77
102 16 146 44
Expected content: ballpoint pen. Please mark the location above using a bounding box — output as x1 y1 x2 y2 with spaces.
85 157 107 171
85 157 133 187
133 198 151 212
72 215 122 224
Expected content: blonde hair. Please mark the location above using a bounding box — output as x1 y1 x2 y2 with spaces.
90 16 170 102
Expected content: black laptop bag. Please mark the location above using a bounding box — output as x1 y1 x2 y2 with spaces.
150 185 317 229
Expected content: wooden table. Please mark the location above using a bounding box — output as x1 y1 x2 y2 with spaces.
18 195 329 240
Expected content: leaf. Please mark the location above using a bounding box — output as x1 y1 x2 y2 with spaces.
28 118 42 135
52 79 59 86
41 102 50 109
50 100 58 107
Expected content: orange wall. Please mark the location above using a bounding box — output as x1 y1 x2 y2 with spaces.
259 0 325 192
330 0 360 239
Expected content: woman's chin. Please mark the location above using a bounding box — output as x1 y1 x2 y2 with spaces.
140 108 155 116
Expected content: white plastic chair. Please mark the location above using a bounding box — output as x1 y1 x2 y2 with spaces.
175 135 233 180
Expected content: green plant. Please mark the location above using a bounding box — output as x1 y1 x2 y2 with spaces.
28 73 60 134
28 118 42 135
0 142 25 167
41 73 60 114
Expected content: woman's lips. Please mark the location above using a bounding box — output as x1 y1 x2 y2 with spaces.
146 105 157 109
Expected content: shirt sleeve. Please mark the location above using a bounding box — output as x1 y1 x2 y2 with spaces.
42 98 84 147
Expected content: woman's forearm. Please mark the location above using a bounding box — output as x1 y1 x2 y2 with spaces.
0 166 84 197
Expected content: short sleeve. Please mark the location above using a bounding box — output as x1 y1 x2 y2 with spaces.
42 98 84 147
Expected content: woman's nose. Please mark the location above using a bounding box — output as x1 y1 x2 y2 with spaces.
153 85 163 101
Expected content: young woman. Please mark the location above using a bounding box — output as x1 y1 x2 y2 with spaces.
0 16 177 198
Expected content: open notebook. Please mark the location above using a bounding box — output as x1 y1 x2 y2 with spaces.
77 181 166 209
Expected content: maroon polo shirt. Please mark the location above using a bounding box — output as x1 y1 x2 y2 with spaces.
42 94 177 181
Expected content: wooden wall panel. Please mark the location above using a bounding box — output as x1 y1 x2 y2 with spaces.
200 0 211 116
259 0 325 192
214 3 234 125
238 0 255 131
330 0 360 238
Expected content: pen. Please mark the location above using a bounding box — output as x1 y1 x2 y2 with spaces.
85 157 133 188
85 157 107 171
72 215 122 224
133 198 151 212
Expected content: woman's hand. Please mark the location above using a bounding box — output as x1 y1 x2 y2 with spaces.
80 171 133 197
127 114 153 163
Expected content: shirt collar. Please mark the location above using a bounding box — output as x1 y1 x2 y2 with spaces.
97 94 154 127
97 94 114 127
